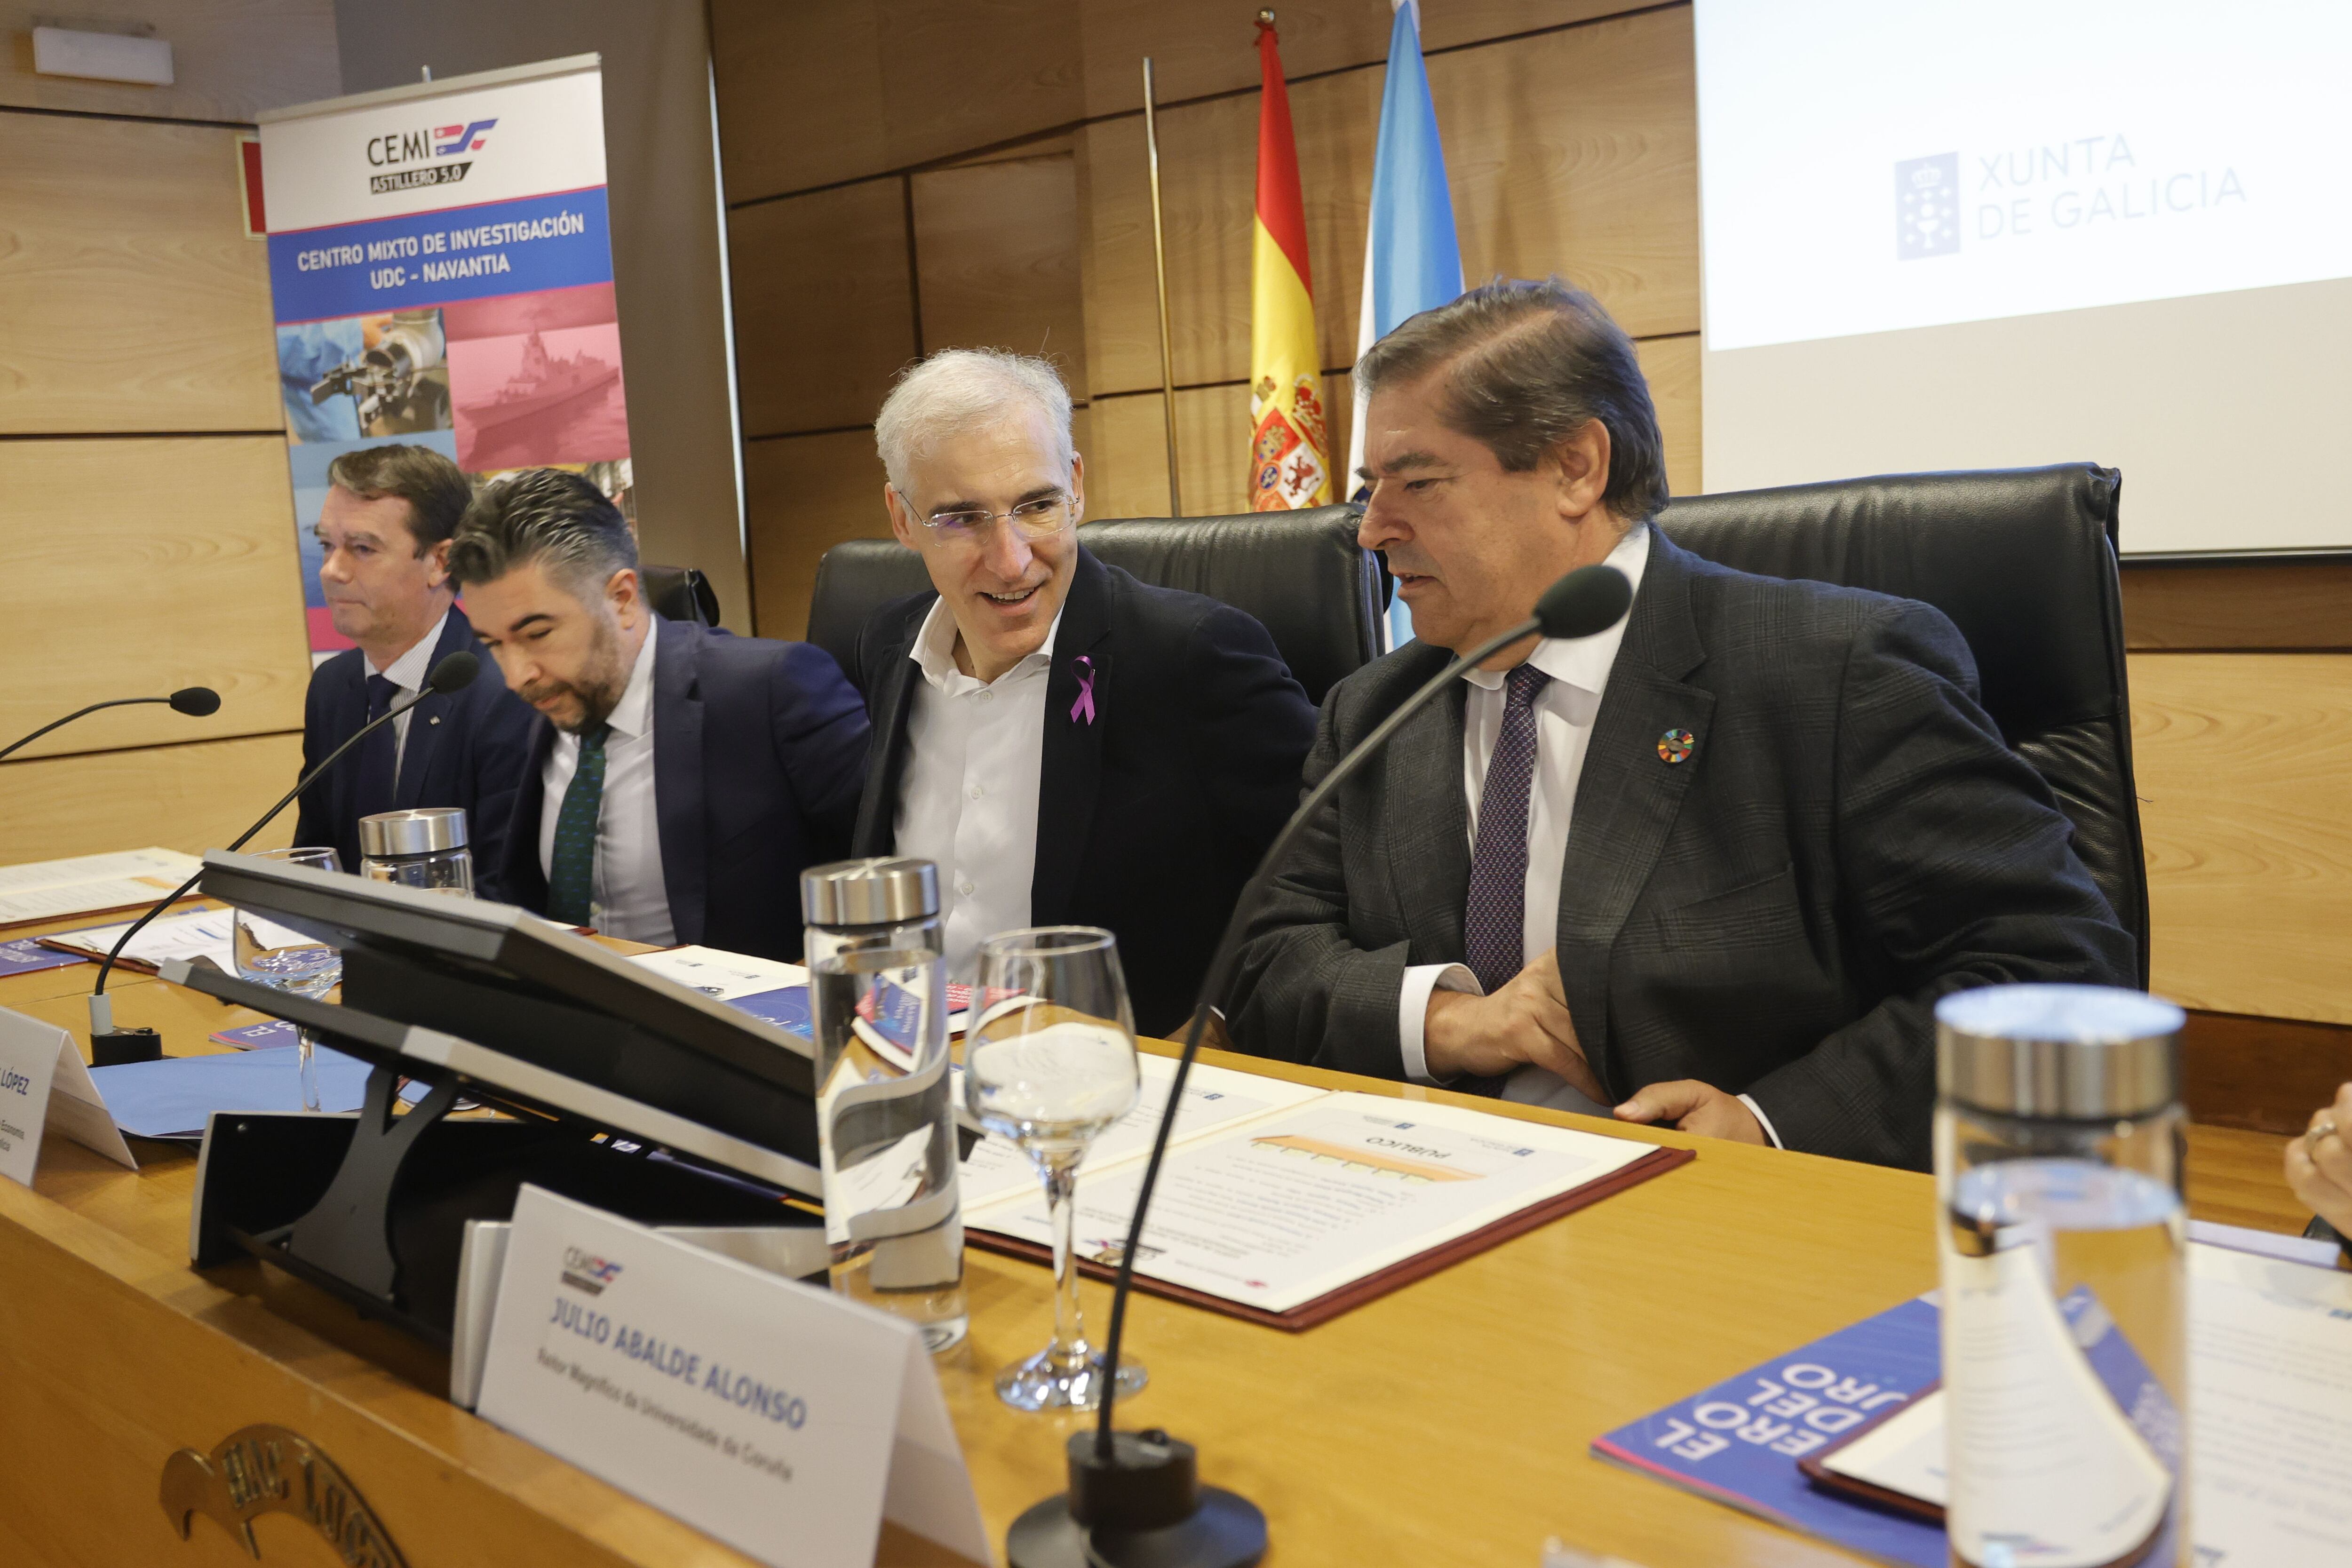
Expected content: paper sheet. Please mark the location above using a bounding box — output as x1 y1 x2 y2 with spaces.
0 847 202 925
626 946 808 1001
974 1091 1653 1314
43 909 315 973
956 1054 1326 1211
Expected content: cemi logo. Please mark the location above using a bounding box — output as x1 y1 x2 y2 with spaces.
560 1245 623 1296
366 117 498 196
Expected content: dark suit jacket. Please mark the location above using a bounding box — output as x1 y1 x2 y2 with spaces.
497 618 870 962
294 610 535 888
847 548 1318 1037
1224 528 2135 1169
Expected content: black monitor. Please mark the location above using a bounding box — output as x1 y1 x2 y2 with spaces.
176 848 821 1196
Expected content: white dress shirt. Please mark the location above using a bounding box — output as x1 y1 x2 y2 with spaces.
1392 526 1783 1145
538 625 674 944
366 606 449 775
894 597 1061 979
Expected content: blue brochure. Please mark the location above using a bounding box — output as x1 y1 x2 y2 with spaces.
0 936 88 977
1591 1285 2179 1568
87 1045 429 1139
723 985 812 1040
1593 1294 1948 1568
210 1019 302 1050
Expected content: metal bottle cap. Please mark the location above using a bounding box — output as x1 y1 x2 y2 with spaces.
1935 983 2184 1119
357 806 469 858
800 857 939 926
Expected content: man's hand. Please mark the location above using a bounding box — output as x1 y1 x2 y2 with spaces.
1614 1080 1769 1146
1422 950 1605 1099
2285 1083 2352 1237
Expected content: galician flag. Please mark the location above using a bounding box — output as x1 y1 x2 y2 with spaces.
1248 14 1332 511
1350 0 1464 646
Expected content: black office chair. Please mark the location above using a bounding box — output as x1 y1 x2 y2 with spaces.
803 504 1387 706
642 564 721 627
1657 463 2149 987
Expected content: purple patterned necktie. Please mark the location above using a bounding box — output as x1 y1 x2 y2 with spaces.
1463 663 1550 996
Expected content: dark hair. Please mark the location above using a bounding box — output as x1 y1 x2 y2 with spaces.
446 468 637 594
1353 278 1669 523
324 442 474 551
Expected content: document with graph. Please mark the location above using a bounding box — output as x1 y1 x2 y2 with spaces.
962 1087 1691 1328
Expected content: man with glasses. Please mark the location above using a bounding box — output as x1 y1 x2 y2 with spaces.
847 349 1317 1035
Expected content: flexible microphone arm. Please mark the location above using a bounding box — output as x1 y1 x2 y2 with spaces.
0 688 221 764
1091 563 1635 1455
87 654 478 1029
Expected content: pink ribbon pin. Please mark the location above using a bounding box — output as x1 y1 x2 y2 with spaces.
1070 655 1098 725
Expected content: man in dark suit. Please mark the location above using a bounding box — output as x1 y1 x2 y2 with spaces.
449 469 868 960
850 349 1316 1036
294 443 535 884
1225 281 2134 1169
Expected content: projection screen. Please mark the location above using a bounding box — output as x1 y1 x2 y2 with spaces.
1693 0 2352 556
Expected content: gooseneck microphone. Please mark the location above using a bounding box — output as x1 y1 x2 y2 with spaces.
0 686 222 764
1004 564 1636 1568
85 653 479 1053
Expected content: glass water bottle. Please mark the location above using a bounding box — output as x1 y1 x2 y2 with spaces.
800 857 968 1353
1935 983 2189 1568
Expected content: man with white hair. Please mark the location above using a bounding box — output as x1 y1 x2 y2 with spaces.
845 349 1318 1035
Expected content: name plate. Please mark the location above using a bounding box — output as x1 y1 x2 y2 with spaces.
0 1006 135 1186
477 1184 988 1568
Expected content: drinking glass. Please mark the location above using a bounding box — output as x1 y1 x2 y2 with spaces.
964 926 1148 1411
230 846 344 1113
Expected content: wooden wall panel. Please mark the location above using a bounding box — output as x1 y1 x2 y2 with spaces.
911 154 1088 390
2131 652 2352 1026
0 733 300 864
2123 561 2352 652
710 0 1083 204
0 437 310 757
0 115 278 434
745 429 893 641
1436 7 1698 340
709 0 889 202
727 179 917 438
0 0 337 123
1637 333 1700 498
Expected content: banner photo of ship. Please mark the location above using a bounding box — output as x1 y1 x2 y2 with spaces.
257 56 632 658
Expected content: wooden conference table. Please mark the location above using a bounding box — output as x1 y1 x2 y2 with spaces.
0 915 1946 1568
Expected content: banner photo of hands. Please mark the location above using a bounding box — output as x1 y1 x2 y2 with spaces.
257 56 636 658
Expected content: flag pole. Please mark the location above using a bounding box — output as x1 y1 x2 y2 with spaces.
1143 56 1183 517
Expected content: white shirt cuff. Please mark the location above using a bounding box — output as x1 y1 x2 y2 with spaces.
1399 963 1480 1084
1738 1093 1785 1149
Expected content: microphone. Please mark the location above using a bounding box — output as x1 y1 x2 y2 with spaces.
0 686 222 764
1004 564 1635 1567
85 652 479 1056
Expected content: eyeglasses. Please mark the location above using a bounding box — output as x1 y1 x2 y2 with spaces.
919 493 1073 541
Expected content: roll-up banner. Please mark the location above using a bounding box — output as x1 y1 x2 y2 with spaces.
257 56 634 658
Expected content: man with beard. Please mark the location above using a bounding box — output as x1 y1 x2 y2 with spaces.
450 468 868 958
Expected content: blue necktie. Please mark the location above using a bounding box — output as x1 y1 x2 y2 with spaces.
1462 664 1550 996
546 724 611 926
354 674 398 823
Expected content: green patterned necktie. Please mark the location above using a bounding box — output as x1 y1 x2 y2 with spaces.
546 723 612 926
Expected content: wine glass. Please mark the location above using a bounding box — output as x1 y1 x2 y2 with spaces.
231 846 343 1112
964 926 1149 1412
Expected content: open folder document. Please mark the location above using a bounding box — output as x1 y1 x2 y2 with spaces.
0 847 201 926
961 1059 1691 1329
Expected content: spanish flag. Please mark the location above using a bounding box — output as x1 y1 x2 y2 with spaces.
1248 16 1331 511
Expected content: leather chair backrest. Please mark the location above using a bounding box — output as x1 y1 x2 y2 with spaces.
1656 463 2149 985
642 564 721 627
804 505 1385 706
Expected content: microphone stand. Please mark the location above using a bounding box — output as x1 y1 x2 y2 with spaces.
0 691 218 764
1008 608 1567 1568
86 659 475 1059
